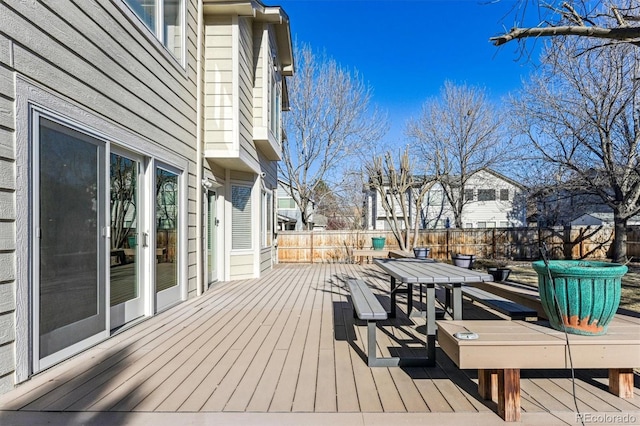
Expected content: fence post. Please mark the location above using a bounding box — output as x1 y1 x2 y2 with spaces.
310 231 314 264
492 228 497 259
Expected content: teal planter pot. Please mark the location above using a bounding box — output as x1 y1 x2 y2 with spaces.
371 237 386 250
532 260 627 335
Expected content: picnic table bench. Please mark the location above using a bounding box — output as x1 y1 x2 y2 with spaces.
437 319 640 422
440 283 538 321
346 279 431 367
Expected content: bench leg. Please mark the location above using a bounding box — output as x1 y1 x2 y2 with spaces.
497 369 521 422
367 320 377 367
609 368 634 398
389 277 397 318
478 369 498 401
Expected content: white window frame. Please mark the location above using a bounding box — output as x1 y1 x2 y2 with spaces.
120 0 186 66
231 184 253 251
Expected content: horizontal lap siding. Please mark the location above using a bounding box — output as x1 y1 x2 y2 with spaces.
204 17 234 152
238 18 258 168
2 1 197 154
0 31 15 394
252 23 265 129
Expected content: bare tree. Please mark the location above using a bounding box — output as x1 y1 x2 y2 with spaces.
510 37 640 262
366 148 435 251
492 1 640 47
405 81 507 228
279 44 388 230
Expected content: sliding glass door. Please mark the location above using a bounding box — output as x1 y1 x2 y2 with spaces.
155 165 181 310
110 149 145 329
32 112 186 372
36 117 107 368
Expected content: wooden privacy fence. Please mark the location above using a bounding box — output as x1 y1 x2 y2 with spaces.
277 226 640 264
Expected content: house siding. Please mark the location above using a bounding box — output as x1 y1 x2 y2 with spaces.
238 18 259 169
204 16 234 152
0 22 16 396
252 22 265 128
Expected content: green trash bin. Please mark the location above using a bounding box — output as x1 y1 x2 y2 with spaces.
371 237 385 250
532 260 627 335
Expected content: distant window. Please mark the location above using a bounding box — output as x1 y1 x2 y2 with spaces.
500 221 509 227
465 223 473 228
477 189 496 201
464 189 474 201
477 221 486 228
124 0 184 63
487 222 496 228
261 191 273 247
500 189 509 201
278 198 296 209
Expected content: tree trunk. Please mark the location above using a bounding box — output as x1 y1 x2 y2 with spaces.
612 215 627 263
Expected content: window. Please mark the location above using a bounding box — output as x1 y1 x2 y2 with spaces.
477 189 496 201
278 197 296 209
232 185 252 250
261 190 273 247
270 71 281 138
500 221 509 227
124 0 184 63
500 189 509 201
477 221 486 228
464 189 474 201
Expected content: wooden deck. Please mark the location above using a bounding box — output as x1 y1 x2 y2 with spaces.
1 263 639 425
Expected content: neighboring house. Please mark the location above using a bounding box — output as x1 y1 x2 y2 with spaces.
276 179 318 230
364 169 527 230
530 185 609 227
571 212 640 227
0 0 293 394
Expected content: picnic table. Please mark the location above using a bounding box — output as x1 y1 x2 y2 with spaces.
373 258 494 365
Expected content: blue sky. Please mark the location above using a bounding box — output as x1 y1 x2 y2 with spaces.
277 0 542 145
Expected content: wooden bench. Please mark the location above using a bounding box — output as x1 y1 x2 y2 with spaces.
350 249 389 264
388 249 414 259
437 319 640 422
347 279 432 367
441 284 538 321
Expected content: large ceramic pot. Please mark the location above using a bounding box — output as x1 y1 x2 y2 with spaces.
531 260 628 335
413 247 430 259
452 254 475 269
371 237 386 250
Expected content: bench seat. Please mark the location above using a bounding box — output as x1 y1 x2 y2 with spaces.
461 286 538 321
437 319 640 422
441 283 538 321
346 279 431 367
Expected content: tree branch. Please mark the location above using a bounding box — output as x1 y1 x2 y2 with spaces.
491 25 640 46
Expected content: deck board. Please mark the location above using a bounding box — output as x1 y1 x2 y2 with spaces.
0 263 637 425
